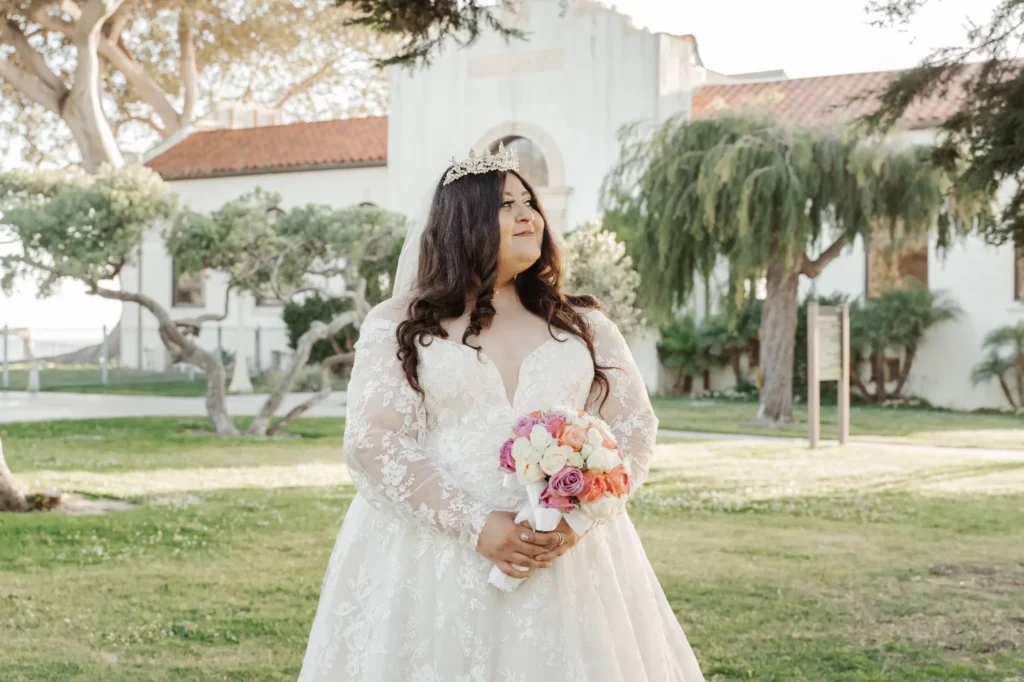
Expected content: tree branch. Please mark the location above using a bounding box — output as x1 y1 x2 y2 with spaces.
0 58 61 112
112 114 166 137
3 19 67 95
266 351 354 436
95 37 181 134
800 236 848 278
273 62 334 109
178 7 197 124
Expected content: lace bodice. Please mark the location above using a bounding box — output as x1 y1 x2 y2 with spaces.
342 308 659 553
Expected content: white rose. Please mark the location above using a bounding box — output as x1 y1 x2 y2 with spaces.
586 428 604 449
586 446 621 473
566 449 585 469
516 457 546 484
539 444 571 476
529 424 554 451
511 437 533 463
582 493 627 520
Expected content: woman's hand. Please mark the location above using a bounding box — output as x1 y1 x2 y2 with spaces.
532 518 581 563
476 511 560 579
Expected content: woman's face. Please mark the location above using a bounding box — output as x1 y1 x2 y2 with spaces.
496 173 543 284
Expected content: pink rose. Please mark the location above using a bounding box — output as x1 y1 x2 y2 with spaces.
548 466 585 497
512 415 542 438
558 424 588 451
606 465 631 497
580 471 610 503
543 411 567 438
499 439 516 474
539 486 577 513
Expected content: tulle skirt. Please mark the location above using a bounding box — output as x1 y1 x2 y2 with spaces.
298 494 705 681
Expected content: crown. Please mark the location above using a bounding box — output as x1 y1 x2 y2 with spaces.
443 142 519 186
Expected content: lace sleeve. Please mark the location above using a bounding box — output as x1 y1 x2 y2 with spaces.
585 310 659 496
343 316 492 551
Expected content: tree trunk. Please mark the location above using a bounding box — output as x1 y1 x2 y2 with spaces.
997 375 1017 410
0 438 28 512
872 353 886 403
730 351 743 385
92 285 238 435
267 352 353 436
889 345 916 400
702 369 711 392
682 374 694 395
246 308 363 437
757 254 800 424
64 0 126 170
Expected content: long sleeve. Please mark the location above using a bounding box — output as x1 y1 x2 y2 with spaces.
585 310 659 496
343 317 491 551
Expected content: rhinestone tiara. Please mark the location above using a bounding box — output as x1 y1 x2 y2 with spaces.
443 142 519 186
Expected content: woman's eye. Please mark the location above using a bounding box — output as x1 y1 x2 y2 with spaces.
501 201 514 208
525 200 535 208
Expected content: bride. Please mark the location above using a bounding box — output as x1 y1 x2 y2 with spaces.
298 147 705 681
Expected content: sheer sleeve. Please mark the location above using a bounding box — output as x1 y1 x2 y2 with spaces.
343 315 492 551
585 310 659 496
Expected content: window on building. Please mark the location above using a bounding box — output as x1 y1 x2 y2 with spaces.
172 260 205 307
865 226 928 297
490 135 549 187
1015 243 1024 302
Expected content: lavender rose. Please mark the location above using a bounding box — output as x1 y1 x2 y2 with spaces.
548 466 586 497
499 438 516 474
512 415 543 438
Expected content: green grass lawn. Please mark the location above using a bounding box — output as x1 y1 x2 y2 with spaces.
1 417 1023 681
653 397 1024 449
0 367 347 397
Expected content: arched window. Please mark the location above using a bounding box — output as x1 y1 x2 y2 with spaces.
490 135 549 187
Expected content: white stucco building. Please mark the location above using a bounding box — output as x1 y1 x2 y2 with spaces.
129 0 1024 410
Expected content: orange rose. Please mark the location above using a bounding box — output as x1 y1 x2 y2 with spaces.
580 471 609 503
559 424 588 451
606 465 631 497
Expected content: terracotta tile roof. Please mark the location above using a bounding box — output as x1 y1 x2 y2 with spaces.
691 68 966 129
146 116 388 180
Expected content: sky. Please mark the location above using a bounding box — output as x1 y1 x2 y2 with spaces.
0 0 1002 334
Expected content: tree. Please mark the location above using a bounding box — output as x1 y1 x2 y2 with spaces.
0 0 388 168
167 192 407 436
849 281 961 403
602 113 992 424
866 0 1024 246
562 220 646 339
656 314 708 395
0 167 405 437
971 322 1024 411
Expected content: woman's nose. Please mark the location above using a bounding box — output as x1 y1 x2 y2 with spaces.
516 205 535 223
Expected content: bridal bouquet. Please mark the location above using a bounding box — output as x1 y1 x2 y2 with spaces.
487 408 631 592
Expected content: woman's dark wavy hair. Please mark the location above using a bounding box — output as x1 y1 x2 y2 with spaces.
396 169 610 406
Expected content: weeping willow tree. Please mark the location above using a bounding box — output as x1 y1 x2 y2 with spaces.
602 113 993 424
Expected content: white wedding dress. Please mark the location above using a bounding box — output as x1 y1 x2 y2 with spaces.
298 308 705 682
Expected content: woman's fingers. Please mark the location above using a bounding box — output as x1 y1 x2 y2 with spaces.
497 561 530 580
534 544 571 563
517 529 560 549
509 552 551 569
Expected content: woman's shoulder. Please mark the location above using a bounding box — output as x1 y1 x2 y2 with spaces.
572 304 610 327
363 298 411 326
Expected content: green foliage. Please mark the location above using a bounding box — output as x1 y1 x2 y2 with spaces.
971 322 1024 410
657 314 708 394
601 113 993 322
0 165 176 294
283 294 356 366
563 220 646 339
850 281 961 403
339 0 526 66
866 0 1024 245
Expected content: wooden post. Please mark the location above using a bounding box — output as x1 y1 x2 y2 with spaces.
838 304 851 445
808 301 820 449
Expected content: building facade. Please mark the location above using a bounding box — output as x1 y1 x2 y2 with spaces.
130 0 1024 410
